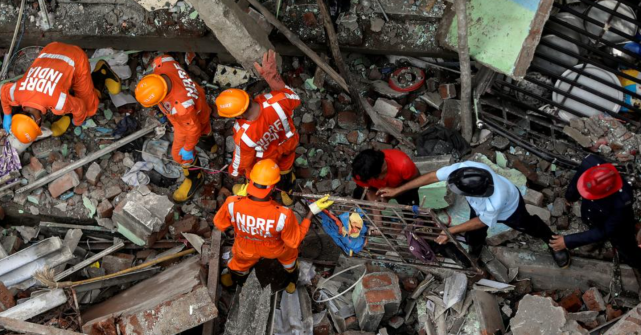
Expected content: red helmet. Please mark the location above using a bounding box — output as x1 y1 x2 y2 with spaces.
577 163 623 200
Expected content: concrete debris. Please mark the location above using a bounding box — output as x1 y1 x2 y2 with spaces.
353 272 402 332
82 257 217 334
510 295 587 335
224 271 272 335
112 186 174 246
0 289 68 321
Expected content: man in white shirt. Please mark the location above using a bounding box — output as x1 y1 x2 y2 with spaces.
378 161 570 268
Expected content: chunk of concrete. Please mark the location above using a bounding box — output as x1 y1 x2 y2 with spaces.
472 290 505 335
112 186 174 246
82 257 217 334
510 295 587 335
413 155 453 174
224 271 272 335
523 189 544 207
186 0 276 75
352 272 402 332
525 204 551 224
373 98 402 118
563 126 592 148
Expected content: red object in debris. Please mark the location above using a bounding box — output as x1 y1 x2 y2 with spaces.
388 67 426 92
577 163 623 200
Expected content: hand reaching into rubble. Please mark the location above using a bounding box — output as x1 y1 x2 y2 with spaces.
254 50 286 92
550 235 567 251
435 231 449 245
376 187 400 199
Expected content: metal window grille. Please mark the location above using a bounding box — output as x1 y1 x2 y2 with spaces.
296 193 482 275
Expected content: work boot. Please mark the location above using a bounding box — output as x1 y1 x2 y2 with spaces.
278 169 296 206
284 261 299 294
221 269 249 288
92 60 122 96
51 116 71 137
549 247 571 268
173 157 204 203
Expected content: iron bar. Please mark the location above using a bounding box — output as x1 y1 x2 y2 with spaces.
356 204 407 264
481 96 566 131
546 15 639 60
553 2 639 43
578 0 641 27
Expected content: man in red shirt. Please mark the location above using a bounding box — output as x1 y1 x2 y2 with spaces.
352 149 420 205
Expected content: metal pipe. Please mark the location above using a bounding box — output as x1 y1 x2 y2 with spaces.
553 2 639 42
54 241 125 281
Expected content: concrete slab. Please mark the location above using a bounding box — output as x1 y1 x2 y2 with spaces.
82 256 217 334
490 247 640 294
224 271 272 335
472 290 505 335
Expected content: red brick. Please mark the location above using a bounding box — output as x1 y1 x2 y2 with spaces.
321 100 335 118
582 287 606 312
362 273 393 289
196 220 210 236
364 289 398 304
606 304 623 321
97 200 114 219
300 122 316 134
439 83 456 99
48 171 81 198
337 111 360 130
0 282 16 312
302 12 318 27
368 304 384 313
171 216 199 237
402 277 419 292
559 292 583 313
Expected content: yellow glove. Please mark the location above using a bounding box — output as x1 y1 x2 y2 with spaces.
309 195 334 215
232 183 248 196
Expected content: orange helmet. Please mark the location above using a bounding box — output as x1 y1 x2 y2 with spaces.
215 89 250 118
135 74 168 107
248 159 281 198
11 114 42 144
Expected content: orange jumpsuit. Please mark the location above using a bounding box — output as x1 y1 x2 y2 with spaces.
151 55 212 165
1 42 99 125
229 86 301 177
214 195 311 272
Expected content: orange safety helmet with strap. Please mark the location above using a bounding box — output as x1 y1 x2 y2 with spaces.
247 159 281 198
135 74 168 107
216 89 250 118
577 163 623 200
11 114 42 143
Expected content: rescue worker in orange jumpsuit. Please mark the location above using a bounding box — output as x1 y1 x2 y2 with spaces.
214 159 333 293
215 50 300 205
1 42 121 143
134 55 212 203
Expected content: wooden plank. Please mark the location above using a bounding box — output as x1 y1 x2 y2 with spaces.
0 317 86 335
202 229 222 335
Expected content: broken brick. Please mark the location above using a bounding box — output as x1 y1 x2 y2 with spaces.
86 162 103 186
170 216 199 237
373 98 402 118
22 157 47 182
512 160 538 182
0 282 16 312
606 304 623 321
583 287 606 312
353 272 402 331
105 185 122 200
97 199 114 219
302 12 318 27
439 83 456 99
337 111 360 131
49 171 81 198
321 99 335 118
559 289 583 313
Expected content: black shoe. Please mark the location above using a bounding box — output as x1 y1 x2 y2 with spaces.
549 248 571 268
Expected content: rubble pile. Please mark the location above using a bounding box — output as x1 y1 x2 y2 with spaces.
564 115 641 163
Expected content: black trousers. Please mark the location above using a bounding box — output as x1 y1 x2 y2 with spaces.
353 186 420 206
610 228 641 270
465 194 554 256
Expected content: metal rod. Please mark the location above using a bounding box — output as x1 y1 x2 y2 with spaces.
357 204 407 263
553 2 639 42
54 240 125 281
16 126 155 194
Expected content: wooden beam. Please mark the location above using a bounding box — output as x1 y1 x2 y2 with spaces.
454 0 473 142
245 0 349 92
0 317 86 335
15 126 154 195
315 0 415 149
202 229 222 335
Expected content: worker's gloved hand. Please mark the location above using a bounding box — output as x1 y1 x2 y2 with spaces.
179 148 195 162
309 195 334 215
3 114 12 133
236 183 248 197
254 50 286 91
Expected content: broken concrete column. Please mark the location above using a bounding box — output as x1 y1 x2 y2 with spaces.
82 257 217 334
352 272 402 332
186 0 277 75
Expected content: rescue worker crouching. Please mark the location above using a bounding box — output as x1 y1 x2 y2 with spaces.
214 159 334 294
2 42 121 143
134 55 212 203
215 50 300 206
